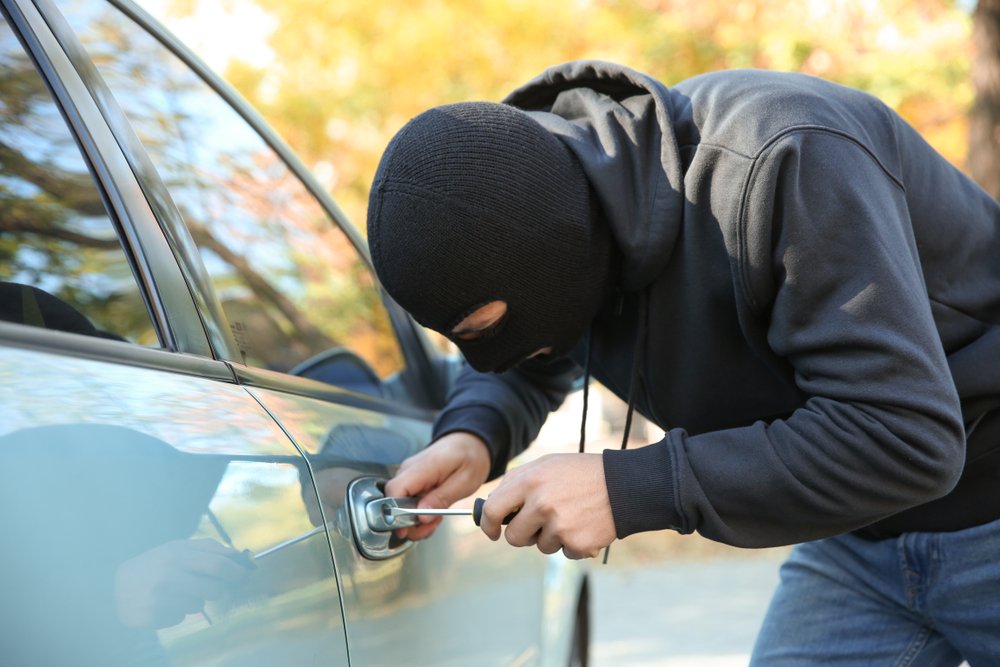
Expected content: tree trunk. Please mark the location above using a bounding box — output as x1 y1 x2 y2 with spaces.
970 0 1000 198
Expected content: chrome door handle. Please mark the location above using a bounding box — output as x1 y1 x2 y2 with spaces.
346 477 417 560
365 496 422 532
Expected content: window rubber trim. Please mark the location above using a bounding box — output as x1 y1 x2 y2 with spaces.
0 321 235 382
231 363 436 423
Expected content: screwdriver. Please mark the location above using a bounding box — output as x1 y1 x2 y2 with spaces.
384 498 519 526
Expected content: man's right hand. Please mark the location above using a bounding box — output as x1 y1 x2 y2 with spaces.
384 431 492 541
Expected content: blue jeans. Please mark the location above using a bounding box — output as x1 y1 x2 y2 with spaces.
750 517 1000 666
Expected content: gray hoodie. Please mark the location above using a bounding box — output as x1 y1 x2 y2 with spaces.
432 61 1000 547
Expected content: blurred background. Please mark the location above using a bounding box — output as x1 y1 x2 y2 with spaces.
135 1 996 664
146 0 993 228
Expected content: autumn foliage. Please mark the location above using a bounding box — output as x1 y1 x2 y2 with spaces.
162 0 972 232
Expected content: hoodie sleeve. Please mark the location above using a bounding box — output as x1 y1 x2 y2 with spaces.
432 356 580 480
603 130 965 547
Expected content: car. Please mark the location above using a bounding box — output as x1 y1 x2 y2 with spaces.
0 0 588 664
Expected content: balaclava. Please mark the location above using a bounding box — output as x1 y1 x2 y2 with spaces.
367 101 614 373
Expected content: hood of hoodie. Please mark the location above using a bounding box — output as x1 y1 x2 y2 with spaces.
503 60 685 292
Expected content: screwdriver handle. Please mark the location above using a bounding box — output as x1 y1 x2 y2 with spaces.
473 498 519 526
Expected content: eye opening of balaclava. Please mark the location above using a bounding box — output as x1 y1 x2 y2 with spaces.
367 101 614 373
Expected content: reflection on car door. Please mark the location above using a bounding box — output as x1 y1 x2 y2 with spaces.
0 348 351 666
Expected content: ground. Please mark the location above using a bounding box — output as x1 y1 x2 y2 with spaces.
591 538 788 667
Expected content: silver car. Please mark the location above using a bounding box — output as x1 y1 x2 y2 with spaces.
0 0 589 664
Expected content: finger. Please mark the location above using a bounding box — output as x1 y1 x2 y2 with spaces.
180 573 233 601
405 516 443 541
415 479 466 515
177 548 255 584
393 515 442 541
182 539 256 570
185 538 237 555
503 511 545 548
385 457 439 498
480 484 527 542
414 461 488 515
535 531 563 555
163 566 235 602
144 592 202 629
561 546 599 560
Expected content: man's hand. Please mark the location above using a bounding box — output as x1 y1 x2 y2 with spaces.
478 453 615 560
384 431 492 541
114 538 255 630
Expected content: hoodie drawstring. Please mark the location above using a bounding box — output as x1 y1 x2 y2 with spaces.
589 289 648 564
579 329 593 454
619 289 649 452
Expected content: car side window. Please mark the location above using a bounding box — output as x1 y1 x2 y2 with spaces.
0 14 156 346
58 1 406 382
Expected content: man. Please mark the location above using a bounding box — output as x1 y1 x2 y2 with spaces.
366 61 1000 664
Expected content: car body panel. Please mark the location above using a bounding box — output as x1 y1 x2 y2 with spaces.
0 342 350 665
247 383 551 667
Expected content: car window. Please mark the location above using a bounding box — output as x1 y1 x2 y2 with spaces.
57 0 405 381
0 13 156 346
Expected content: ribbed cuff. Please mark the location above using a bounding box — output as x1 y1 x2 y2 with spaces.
433 405 511 480
602 440 681 538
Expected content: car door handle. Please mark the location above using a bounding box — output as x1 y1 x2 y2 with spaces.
346 477 417 560
364 496 422 532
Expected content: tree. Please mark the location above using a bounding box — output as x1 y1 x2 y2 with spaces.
158 0 972 231
970 0 1000 198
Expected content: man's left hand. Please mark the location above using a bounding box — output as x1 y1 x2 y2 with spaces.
477 453 616 560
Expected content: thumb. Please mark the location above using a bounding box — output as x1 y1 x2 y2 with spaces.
416 485 455 511
415 461 482 512
384 447 461 499
384 462 435 499
412 475 468 524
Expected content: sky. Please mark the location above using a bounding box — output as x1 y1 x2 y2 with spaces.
135 0 978 77
136 0 276 71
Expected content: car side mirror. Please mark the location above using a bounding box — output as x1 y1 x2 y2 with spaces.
289 347 386 398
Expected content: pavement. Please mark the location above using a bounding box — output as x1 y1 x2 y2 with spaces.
589 557 784 667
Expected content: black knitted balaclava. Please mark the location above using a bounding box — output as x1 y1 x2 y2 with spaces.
367 102 613 373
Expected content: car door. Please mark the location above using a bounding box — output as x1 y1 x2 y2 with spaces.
0 3 349 664
48 0 572 664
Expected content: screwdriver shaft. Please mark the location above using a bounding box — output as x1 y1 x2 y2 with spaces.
388 507 472 517
386 498 517 526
